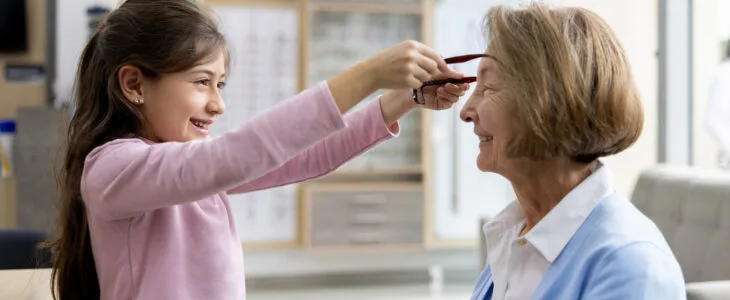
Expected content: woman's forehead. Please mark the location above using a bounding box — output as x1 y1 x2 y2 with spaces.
478 56 500 79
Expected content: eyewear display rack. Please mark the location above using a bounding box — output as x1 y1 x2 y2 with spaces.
205 0 458 251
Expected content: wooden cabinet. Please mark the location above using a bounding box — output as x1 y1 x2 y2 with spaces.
0 180 15 229
303 183 424 250
205 0 437 250
0 0 51 230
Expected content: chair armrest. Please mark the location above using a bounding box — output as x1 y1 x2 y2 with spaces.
687 281 730 300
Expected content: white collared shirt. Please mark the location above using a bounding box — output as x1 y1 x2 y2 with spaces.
483 161 614 300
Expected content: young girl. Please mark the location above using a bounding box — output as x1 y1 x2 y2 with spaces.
49 0 469 299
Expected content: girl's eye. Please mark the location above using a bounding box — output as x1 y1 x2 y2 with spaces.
196 79 210 87
217 82 226 90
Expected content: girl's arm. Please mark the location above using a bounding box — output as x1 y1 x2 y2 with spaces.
82 83 347 220
227 93 410 194
226 86 465 194
81 41 454 220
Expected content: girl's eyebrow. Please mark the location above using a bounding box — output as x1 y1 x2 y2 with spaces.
189 69 226 78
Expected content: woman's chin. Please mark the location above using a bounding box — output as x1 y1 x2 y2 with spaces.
476 156 496 172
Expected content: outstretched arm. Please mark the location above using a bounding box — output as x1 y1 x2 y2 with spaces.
82 83 347 220
228 85 468 194
81 41 456 220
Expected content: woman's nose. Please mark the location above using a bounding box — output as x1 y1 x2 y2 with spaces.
460 100 476 123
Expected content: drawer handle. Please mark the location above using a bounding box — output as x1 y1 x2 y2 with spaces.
351 213 387 224
351 194 387 205
350 232 385 244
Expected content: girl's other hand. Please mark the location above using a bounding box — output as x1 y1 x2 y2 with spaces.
418 74 471 111
363 40 454 89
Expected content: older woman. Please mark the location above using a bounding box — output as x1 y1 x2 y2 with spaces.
458 4 685 300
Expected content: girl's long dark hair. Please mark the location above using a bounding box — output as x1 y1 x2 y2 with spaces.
47 1 228 299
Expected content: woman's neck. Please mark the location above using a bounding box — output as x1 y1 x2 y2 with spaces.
505 157 593 236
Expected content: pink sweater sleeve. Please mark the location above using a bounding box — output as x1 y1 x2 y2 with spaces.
227 98 399 194
82 82 346 220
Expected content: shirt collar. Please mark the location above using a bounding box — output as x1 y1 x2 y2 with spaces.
524 161 613 262
483 200 524 235
482 160 614 263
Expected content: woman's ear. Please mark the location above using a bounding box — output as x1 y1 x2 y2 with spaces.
118 65 145 105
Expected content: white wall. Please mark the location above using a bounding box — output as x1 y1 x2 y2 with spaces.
55 0 119 105
431 0 519 242
693 0 729 169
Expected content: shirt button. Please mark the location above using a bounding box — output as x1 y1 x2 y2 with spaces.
518 239 527 246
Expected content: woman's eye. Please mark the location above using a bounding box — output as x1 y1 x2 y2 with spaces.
475 86 489 95
217 82 226 90
482 86 497 95
196 79 210 87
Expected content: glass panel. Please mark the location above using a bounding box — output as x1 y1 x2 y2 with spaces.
693 0 730 170
310 11 423 170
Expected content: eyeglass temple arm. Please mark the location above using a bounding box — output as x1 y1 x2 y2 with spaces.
444 54 489 64
422 77 477 86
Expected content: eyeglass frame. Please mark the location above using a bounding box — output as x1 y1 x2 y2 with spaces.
412 53 497 105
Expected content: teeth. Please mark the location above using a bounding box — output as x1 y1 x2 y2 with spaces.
479 136 493 142
192 120 208 130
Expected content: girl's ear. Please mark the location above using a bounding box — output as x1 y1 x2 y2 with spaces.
118 65 145 105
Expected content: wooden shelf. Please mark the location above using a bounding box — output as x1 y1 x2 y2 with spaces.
310 3 422 14
309 0 421 6
303 244 425 253
333 165 423 176
242 241 299 250
315 166 423 183
207 0 300 9
302 181 422 191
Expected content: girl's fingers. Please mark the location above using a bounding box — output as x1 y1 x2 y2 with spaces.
439 86 465 98
416 55 440 76
437 89 460 103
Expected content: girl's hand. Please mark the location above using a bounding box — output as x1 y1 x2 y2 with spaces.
328 40 458 115
363 40 452 89
379 77 469 125
417 74 470 111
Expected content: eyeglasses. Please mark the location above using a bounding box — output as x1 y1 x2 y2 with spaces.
412 54 495 105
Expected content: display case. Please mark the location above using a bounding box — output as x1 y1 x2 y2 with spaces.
207 0 438 250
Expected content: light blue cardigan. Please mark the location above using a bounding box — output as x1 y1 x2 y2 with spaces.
471 192 686 300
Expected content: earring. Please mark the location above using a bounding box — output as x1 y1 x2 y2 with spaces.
135 97 144 105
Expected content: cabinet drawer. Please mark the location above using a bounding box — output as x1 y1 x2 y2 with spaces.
311 189 423 223
311 222 423 246
304 184 424 248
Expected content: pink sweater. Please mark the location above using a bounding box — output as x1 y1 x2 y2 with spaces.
81 82 399 300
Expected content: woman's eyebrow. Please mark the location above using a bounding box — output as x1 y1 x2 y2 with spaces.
478 65 494 80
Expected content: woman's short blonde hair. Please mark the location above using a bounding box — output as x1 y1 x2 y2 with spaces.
486 3 643 163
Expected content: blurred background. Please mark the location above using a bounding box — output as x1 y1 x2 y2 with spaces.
1 0 730 299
